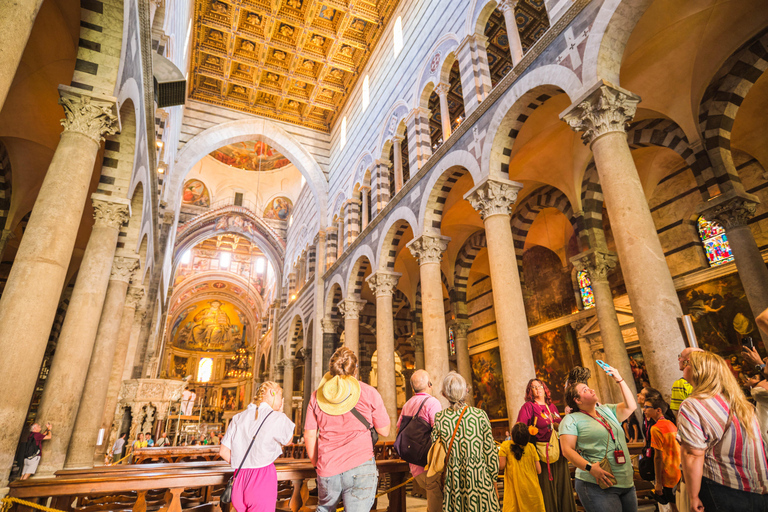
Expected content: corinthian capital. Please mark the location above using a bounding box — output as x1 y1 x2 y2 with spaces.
321 317 339 334
407 234 451 265
450 320 472 338
111 256 140 283
408 335 424 352
92 195 130 229
126 287 145 308
561 81 640 147
366 271 401 297
464 177 523 219
58 85 119 143
338 298 366 320
570 249 617 283
698 191 759 230
498 0 519 13
434 82 450 97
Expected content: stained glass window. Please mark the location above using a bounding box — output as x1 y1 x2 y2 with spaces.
698 216 734 266
577 270 595 309
448 327 455 356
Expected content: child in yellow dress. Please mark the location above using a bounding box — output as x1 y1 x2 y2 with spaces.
498 422 545 512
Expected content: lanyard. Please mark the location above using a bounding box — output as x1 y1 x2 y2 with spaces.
580 411 616 443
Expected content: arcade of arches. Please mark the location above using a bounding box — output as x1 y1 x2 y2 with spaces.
1 0 768 496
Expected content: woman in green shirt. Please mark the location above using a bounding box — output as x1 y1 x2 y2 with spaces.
559 362 637 512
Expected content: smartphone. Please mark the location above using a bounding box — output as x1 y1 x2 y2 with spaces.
743 337 755 351
595 360 612 374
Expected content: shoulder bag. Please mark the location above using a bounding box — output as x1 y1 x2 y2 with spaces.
350 406 379 448
221 410 274 505
425 406 468 491
394 397 433 467
532 409 561 481
578 411 617 490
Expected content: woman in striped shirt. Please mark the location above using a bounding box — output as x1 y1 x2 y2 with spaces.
677 351 768 512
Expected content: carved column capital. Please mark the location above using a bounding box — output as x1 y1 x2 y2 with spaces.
282 358 295 370
497 0 519 13
408 335 424 352
561 81 640 147
434 82 451 97
338 298 366 320
92 195 130 229
366 270 401 297
407 234 451 265
698 191 759 230
126 287 145 308
58 85 119 144
450 320 472 338
570 249 617 283
110 256 140 283
321 317 339 334
392 134 404 145
464 177 523 219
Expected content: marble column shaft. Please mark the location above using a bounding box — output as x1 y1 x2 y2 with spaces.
407 235 451 409
0 88 117 487
339 297 366 359
393 136 404 193
0 0 44 112
451 320 473 405
36 196 130 476
466 178 536 425
282 359 295 418
499 0 524 66
435 83 452 140
301 346 312 430
409 335 425 371
367 271 401 436
562 82 686 400
571 250 638 404
361 187 371 229
321 317 337 374
65 258 139 468
96 288 144 461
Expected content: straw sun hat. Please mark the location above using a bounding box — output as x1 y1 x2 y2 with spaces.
316 372 361 415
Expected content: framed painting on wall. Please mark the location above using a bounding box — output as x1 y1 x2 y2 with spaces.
529 325 582 408
470 347 508 420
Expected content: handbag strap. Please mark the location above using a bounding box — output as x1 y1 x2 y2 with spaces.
350 406 373 432
444 406 468 467
233 409 274 479
412 396 431 419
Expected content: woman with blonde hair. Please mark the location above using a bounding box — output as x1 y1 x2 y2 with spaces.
677 351 768 512
220 381 295 512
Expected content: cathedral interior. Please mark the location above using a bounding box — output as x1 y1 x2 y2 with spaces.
1 0 768 503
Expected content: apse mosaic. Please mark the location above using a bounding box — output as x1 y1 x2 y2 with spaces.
172 299 245 352
697 216 734 266
677 273 759 357
263 196 292 221
209 141 291 172
529 325 581 407
471 347 508 420
182 179 211 207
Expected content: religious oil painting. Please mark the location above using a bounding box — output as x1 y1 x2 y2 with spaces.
220 387 243 410
210 141 291 172
263 196 292 221
471 347 508 420
529 325 581 407
182 179 211 207
521 245 578 327
626 348 649 391
172 299 245 352
677 273 759 357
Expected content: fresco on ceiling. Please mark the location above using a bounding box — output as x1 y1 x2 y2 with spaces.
210 141 291 171
529 325 582 407
521 244 578 327
182 179 210 207
471 347 507 420
678 273 760 358
263 196 292 221
173 299 244 352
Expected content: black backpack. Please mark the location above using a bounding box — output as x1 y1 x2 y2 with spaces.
638 419 655 481
394 397 433 467
24 435 40 459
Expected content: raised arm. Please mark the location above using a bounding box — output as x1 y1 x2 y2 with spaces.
605 364 637 422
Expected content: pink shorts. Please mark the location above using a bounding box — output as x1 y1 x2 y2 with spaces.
231 464 278 512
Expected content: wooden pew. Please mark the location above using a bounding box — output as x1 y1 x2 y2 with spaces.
132 446 222 464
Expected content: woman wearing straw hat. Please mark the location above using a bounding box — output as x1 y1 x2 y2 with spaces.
304 347 391 512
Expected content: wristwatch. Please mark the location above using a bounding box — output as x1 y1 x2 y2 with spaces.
585 463 592 472
758 363 766 372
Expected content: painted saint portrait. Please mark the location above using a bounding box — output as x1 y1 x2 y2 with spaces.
172 356 188 379
677 273 758 357
209 141 291 172
263 197 292 221
173 299 244 352
182 179 210 207
470 348 508 420
627 348 650 391
521 245 579 327
529 325 581 407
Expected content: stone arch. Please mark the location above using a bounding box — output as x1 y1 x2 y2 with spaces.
74 0 124 97
418 150 481 235
375 207 419 271
467 0 501 37
483 67 581 179
346 247 376 296
453 230 487 307
325 282 344 324
377 101 411 159
580 162 603 235
510 185 579 272
698 28 768 192
352 153 374 190
172 118 329 227
289 314 304 358
414 34 461 110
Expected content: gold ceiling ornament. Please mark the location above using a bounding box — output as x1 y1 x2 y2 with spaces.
189 0 400 132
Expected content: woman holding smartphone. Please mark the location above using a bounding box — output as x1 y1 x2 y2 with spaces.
559 361 638 512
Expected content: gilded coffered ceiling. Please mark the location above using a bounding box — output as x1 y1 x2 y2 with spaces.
189 0 400 132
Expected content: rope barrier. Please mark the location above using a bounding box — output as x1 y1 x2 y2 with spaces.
335 476 414 512
1 497 66 512
109 453 131 466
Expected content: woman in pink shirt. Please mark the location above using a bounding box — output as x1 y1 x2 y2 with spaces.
304 347 391 512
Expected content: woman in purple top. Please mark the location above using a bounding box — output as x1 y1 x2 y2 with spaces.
516 379 576 512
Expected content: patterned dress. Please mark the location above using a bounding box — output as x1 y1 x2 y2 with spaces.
432 406 501 512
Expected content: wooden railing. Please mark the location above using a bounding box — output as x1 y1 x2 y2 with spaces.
132 446 222 464
8 459 409 512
